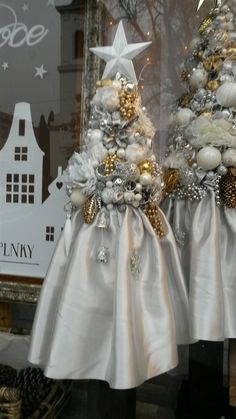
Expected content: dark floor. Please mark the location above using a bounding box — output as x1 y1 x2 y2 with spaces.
58 377 179 419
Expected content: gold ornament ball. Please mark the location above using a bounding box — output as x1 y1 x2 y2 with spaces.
138 160 153 174
207 80 220 91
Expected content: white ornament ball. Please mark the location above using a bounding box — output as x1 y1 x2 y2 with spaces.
196 146 222 170
216 82 236 107
222 148 236 167
124 192 135 203
175 108 194 127
117 148 126 159
135 183 142 192
189 68 208 89
189 37 201 51
70 189 87 208
223 60 233 71
139 172 153 186
134 193 142 201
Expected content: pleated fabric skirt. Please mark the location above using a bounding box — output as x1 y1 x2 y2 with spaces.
163 190 236 341
29 207 190 389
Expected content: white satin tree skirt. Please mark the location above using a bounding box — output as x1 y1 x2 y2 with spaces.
162 190 236 342
28 207 190 389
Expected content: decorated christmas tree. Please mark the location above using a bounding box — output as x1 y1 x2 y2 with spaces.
29 21 189 389
163 0 236 341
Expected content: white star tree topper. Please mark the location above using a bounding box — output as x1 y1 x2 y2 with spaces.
196 0 223 11
90 21 151 84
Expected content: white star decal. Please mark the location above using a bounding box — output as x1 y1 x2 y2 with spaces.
2 62 9 71
47 0 55 6
22 3 29 12
34 64 47 79
90 21 151 83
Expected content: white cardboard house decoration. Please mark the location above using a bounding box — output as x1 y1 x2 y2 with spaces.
0 102 67 278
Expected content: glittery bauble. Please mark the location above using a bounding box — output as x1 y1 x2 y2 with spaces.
143 203 166 238
219 168 236 208
138 160 154 174
83 196 101 224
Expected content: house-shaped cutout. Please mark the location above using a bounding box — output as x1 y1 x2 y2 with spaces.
0 103 68 278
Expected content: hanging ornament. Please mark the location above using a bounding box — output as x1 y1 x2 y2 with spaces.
163 169 180 195
96 246 110 263
143 203 166 238
83 195 101 224
219 168 236 207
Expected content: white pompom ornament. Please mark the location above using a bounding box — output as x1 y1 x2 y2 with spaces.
189 68 208 89
70 189 87 207
90 129 104 142
175 108 194 127
216 82 236 107
196 146 222 170
125 144 149 163
222 148 236 167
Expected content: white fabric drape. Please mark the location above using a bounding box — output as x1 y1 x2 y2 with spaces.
29 207 190 389
163 192 236 341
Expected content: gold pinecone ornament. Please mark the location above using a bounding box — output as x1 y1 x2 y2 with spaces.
219 168 236 208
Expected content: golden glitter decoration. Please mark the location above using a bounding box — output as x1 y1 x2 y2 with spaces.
83 196 101 224
180 70 189 82
163 169 180 195
119 89 139 119
198 110 212 117
202 56 222 71
179 93 192 107
138 160 154 174
143 203 166 238
96 79 113 87
198 16 213 34
219 168 236 208
207 80 220 91
225 46 236 60
101 154 120 176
